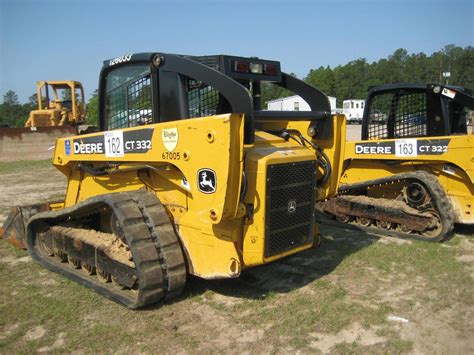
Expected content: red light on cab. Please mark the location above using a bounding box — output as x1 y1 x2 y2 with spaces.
264 64 278 76
233 61 250 73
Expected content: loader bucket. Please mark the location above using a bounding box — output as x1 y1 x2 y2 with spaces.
0 204 50 249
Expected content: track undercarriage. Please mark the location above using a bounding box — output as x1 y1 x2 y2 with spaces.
25 190 186 309
317 171 455 242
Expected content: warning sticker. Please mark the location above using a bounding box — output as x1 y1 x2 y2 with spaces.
442 88 456 99
65 139 71 156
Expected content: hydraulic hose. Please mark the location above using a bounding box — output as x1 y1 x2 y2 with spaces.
279 129 332 186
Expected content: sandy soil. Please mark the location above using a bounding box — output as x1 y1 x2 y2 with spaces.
51 226 133 266
0 165 66 222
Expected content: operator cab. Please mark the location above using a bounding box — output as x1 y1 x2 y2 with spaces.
39 81 84 112
98 53 332 144
362 83 474 140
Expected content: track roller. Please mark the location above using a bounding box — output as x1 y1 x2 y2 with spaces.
317 171 456 242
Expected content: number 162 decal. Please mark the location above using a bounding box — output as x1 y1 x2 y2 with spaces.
104 131 125 157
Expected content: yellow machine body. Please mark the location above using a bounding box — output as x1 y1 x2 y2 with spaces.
1 53 336 308
51 114 318 278
341 134 474 224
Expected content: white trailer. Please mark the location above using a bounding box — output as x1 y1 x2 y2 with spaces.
267 95 338 114
342 99 365 124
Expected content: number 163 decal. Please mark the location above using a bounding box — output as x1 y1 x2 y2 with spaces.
395 139 417 157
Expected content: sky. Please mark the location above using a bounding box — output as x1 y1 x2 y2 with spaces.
0 0 473 102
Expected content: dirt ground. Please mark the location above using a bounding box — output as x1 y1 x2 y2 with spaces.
0 161 473 354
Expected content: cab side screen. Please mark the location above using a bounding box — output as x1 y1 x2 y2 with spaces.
105 64 153 130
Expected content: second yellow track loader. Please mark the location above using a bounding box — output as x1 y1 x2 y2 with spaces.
318 83 474 241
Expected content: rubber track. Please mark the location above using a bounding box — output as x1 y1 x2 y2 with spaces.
132 190 187 300
26 190 186 309
318 171 456 242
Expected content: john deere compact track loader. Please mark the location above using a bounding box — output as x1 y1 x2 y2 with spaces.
1 53 342 308
318 83 474 241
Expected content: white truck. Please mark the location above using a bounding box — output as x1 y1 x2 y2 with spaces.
342 99 365 124
267 95 337 113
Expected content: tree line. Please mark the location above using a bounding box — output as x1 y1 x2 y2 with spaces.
263 44 473 106
0 91 38 127
302 44 473 105
0 44 472 126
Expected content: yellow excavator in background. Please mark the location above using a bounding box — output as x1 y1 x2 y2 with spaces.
24 80 86 128
0 81 89 162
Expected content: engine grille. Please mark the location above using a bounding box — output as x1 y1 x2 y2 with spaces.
265 160 316 258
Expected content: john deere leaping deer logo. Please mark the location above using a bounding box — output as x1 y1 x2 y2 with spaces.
197 168 217 194
287 200 297 214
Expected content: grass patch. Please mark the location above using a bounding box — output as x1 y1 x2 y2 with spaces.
198 231 473 351
0 243 111 353
332 336 413 355
0 160 52 174
227 278 392 350
0 218 472 352
337 237 474 307
0 242 213 354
